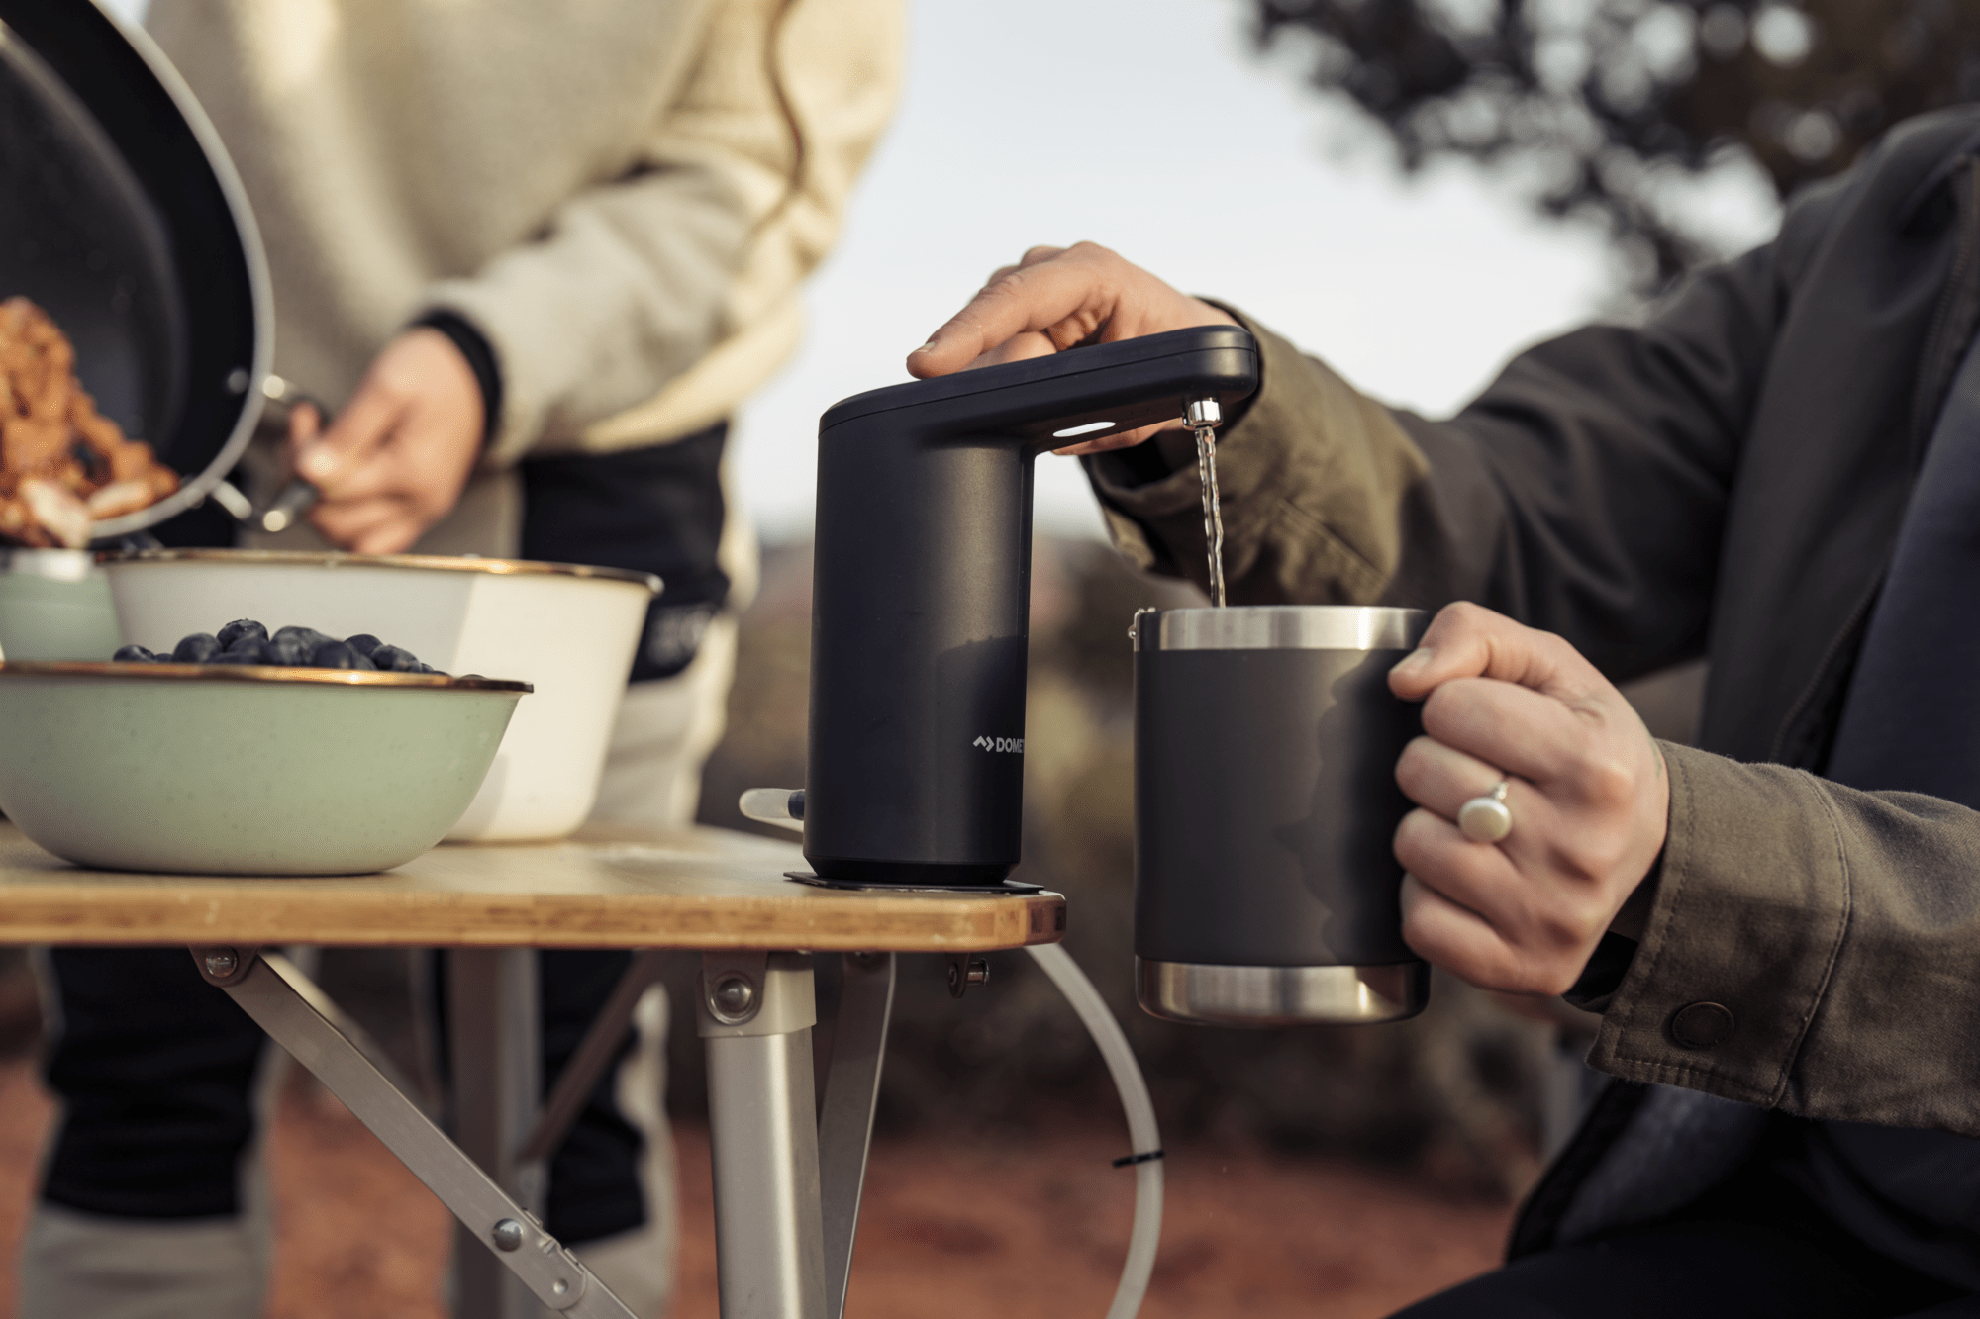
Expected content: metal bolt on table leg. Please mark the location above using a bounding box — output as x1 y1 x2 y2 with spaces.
709 971 759 1024
191 945 259 990
945 954 989 998
492 1218 525 1252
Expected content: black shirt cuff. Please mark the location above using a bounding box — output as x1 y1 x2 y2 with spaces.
411 310 503 449
1564 932 1639 1014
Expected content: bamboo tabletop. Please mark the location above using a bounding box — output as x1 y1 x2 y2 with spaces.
0 823 1066 951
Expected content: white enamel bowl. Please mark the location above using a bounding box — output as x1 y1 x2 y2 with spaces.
100 550 657 841
0 550 124 661
0 661 528 875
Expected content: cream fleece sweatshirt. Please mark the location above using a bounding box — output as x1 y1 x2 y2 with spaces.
146 0 901 558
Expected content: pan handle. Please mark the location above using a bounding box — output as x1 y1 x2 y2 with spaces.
253 477 319 533
246 375 331 531
254 372 332 429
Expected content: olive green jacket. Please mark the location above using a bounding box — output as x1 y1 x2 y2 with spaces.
1084 108 1980 1251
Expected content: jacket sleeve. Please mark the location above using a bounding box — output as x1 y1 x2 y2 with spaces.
422 0 903 466
1593 743 1980 1137
1085 172 1851 682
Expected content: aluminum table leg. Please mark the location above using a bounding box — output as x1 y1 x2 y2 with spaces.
516 949 669 1173
448 947 543 1319
190 946 636 1319
698 951 826 1319
697 951 897 1319
817 953 894 1319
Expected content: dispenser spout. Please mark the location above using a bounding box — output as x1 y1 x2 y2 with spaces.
1186 396 1228 608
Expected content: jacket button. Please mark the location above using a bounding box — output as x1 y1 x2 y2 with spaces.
1670 1001 1735 1049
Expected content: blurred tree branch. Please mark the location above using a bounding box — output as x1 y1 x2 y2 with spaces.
1254 0 1980 291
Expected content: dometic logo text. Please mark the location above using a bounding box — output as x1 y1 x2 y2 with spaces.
972 736 1025 753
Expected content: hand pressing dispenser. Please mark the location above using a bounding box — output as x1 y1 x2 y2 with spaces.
802 326 1258 886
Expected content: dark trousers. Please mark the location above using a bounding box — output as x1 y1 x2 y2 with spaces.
40 947 645 1245
1395 1157 1979 1319
520 422 730 683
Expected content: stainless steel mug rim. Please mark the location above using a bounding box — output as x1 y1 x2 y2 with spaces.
1135 605 1428 652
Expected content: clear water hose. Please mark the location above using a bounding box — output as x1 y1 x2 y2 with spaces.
1025 941 1164 1319
739 789 1164 1316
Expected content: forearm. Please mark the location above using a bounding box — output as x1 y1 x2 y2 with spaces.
573 0 905 454
1085 262 1768 681
423 0 903 466
1081 309 1428 603
424 168 745 465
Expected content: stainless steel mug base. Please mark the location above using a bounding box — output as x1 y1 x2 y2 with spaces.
1136 958 1430 1026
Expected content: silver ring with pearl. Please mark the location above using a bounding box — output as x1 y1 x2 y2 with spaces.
1457 779 1513 843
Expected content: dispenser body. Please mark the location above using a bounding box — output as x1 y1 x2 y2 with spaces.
805 327 1258 885
807 433 1036 884
1132 606 1432 1024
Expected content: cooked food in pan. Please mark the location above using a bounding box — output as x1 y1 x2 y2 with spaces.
0 297 180 547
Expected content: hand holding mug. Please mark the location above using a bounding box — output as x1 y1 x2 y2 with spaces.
1387 603 1669 996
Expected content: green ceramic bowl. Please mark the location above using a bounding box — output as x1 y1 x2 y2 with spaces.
0 661 531 875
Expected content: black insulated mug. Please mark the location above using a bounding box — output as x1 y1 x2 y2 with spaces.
1134 606 1432 1025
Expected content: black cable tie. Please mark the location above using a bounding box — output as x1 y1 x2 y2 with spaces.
1112 1149 1165 1169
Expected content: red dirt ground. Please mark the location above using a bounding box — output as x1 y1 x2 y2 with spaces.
0 1061 1512 1317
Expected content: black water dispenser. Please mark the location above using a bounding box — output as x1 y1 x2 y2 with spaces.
803 326 1258 886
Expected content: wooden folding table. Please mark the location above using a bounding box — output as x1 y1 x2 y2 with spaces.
0 822 1066 1319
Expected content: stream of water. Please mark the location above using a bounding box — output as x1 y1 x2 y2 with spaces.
1194 423 1226 607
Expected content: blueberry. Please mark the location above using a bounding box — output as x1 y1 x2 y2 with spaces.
307 639 376 670
171 633 222 664
273 625 330 651
264 633 310 665
370 644 425 672
207 649 265 665
112 644 157 663
217 619 268 650
345 633 383 658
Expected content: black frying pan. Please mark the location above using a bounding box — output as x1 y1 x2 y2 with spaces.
0 0 269 538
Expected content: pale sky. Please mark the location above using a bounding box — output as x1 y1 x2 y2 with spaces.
107 0 1780 541
729 0 1778 538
